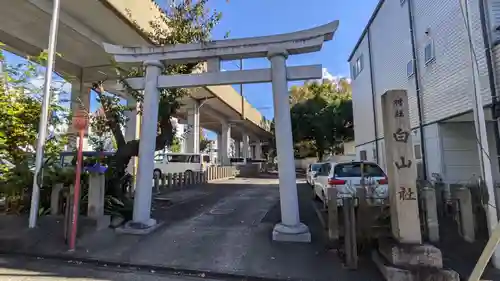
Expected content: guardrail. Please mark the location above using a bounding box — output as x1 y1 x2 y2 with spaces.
152 166 237 193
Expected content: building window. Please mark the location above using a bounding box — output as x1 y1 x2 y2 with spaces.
424 40 435 65
359 150 367 161
351 54 364 79
407 60 415 78
414 144 422 160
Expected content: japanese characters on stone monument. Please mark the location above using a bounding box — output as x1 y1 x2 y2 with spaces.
381 89 422 244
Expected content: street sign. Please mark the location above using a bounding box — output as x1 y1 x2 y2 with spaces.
72 110 88 131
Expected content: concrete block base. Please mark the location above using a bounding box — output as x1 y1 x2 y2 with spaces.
373 250 459 281
272 222 311 243
373 239 460 281
115 219 163 235
378 238 443 268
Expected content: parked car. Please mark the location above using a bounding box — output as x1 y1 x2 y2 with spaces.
306 162 324 187
312 161 388 207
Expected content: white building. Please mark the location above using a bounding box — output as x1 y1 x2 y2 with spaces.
348 0 500 184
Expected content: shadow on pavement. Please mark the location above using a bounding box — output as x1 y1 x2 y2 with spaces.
0 176 383 281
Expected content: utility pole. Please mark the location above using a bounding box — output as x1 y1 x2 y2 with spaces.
29 0 61 228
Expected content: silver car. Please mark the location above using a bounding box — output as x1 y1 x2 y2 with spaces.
306 162 323 187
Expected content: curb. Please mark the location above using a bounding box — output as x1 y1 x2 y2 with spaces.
0 251 301 281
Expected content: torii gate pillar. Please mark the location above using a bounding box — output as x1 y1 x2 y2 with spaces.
269 50 310 242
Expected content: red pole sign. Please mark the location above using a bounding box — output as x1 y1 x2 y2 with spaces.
69 110 87 251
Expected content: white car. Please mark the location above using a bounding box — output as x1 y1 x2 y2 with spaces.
313 161 388 207
306 162 323 187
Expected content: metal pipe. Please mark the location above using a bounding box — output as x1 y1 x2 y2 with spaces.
29 0 61 228
407 0 428 180
366 29 379 164
478 0 500 178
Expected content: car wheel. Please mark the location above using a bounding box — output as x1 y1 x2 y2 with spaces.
153 169 162 179
185 170 193 178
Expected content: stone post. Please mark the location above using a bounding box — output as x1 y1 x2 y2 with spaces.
268 49 310 242
421 185 440 243
376 90 456 280
50 183 63 215
381 89 421 244
167 173 172 189
454 186 475 242
88 174 110 230
127 60 163 232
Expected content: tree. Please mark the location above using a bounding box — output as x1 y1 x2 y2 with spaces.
199 130 211 152
89 1 222 199
290 79 353 160
0 49 69 212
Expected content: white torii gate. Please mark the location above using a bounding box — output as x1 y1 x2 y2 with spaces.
104 21 338 242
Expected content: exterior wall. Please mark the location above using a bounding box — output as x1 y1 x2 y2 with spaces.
349 0 500 183
370 0 418 136
413 0 491 125
350 35 376 146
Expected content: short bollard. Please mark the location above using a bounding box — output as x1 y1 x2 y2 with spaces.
178 173 184 187
161 174 167 190
167 173 173 189
154 175 160 193
195 172 200 184
202 171 207 183
191 172 196 185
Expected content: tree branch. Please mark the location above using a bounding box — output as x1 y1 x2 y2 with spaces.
92 83 126 148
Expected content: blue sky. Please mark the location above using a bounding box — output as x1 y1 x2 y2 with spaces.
3 0 378 139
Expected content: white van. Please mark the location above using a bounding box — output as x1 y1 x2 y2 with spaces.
153 153 211 178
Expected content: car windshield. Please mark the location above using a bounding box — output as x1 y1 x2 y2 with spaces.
311 164 322 172
334 162 385 177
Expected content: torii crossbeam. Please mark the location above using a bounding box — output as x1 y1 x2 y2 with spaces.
104 20 339 242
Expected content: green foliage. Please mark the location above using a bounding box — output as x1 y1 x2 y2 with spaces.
290 79 354 160
0 49 69 213
90 1 222 200
170 136 182 153
199 129 211 152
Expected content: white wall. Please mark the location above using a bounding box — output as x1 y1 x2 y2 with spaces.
370 0 418 135
350 35 376 146
412 0 491 124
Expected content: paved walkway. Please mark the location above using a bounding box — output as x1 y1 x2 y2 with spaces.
0 175 383 281
0 255 217 281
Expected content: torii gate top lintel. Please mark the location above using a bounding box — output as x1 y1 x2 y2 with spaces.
103 20 339 64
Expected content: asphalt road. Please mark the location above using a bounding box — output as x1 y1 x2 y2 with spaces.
0 256 219 281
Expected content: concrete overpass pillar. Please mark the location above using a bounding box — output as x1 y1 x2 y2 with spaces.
68 79 90 150
234 141 241 158
268 50 310 242
128 60 163 231
255 141 262 159
221 122 231 166
217 133 222 164
242 133 250 163
125 97 140 183
186 100 200 153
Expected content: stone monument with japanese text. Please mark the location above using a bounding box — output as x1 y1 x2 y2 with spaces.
381 89 421 244
374 90 459 281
